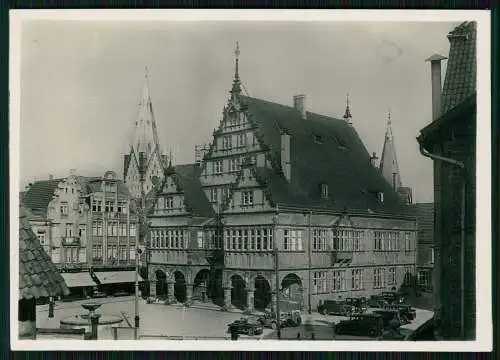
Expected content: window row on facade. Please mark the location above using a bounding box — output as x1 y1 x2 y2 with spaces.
91 199 130 213
312 266 411 294
92 221 136 237
92 244 135 261
204 155 257 177
149 226 415 252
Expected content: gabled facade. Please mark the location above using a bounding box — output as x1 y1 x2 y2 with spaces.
23 170 140 296
148 44 417 313
123 74 167 200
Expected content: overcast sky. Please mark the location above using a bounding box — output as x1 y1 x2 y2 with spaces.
19 20 458 203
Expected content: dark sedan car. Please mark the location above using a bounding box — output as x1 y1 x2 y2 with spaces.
227 317 264 336
334 313 384 338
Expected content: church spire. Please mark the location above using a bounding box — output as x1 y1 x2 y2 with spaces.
343 93 352 125
231 42 242 96
379 109 402 191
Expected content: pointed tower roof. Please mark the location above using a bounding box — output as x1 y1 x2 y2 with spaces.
379 109 402 191
343 93 352 125
231 42 242 97
131 67 162 158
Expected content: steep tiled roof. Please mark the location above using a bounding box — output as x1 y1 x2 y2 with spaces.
410 203 434 245
173 164 214 218
240 96 411 217
19 202 69 300
22 179 63 211
441 21 476 114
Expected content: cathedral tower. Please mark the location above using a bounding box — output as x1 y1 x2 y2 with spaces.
379 110 412 204
123 69 167 199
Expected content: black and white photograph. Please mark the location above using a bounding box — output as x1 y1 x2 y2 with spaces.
10 10 492 351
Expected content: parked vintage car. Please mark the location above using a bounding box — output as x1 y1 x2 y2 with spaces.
112 290 130 297
345 297 368 313
317 300 355 316
380 291 405 305
255 311 301 329
372 309 404 328
227 317 264 336
384 304 417 322
366 295 391 309
334 313 384 338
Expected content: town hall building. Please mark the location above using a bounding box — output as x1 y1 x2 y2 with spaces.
145 44 418 313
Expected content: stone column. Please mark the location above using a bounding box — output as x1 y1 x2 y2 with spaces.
223 287 232 310
167 281 175 304
90 313 101 340
270 291 277 315
246 288 255 313
149 280 157 298
185 283 193 307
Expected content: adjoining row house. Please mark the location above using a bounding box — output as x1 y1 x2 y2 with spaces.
21 169 142 298
411 202 435 294
143 43 418 313
417 21 477 340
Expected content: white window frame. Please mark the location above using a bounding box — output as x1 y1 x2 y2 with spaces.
321 183 329 199
332 270 345 291
210 188 218 203
374 268 384 288
312 271 327 294
229 158 239 172
351 269 363 290
36 231 46 245
388 267 396 286
60 202 68 216
214 160 223 175
241 191 254 206
165 196 174 209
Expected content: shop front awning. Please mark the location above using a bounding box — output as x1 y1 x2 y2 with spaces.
94 271 143 284
61 272 97 288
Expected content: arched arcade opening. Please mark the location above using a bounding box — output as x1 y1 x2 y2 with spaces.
230 274 246 309
174 271 186 303
155 270 168 299
254 276 271 310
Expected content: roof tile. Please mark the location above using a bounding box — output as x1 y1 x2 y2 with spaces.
18 202 70 300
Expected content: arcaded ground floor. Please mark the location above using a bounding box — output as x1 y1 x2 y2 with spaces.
147 264 416 313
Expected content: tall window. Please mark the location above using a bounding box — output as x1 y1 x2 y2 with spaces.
214 160 223 175
351 269 363 290
237 133 246 147
374 268 384 288
320 183 329 199
283 229 303 251
312 229 328 251
210 188 218 203
65 225 73 238
60 202 68 216
197 231 204 249
130 224 136 237
229 158 239 172
241 191 254 206
388 267 396 286
92 245 102 260
92 200 102 212
418 270 430 287
312 271 327 294
405 232 412 252
36 231 46 245
431 247 435 264
332 270 345 291
222 135 232 149
333 229 362 251
165 196 174 209
374 231 382 251
119 246 127 260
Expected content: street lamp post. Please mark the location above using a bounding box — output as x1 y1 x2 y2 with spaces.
135 247 142 333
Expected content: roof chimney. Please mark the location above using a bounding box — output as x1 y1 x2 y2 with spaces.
293 94 307 120
49 174 54 180
425 54 447 121
69 168 76 176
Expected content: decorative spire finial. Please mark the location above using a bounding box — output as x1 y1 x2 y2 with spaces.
343 92 352 123
235 41 240 79
231 42 242 95
388 108 392 124
145 66 149 80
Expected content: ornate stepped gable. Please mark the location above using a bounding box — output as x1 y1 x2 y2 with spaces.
153 43 411 218
124 71 167 199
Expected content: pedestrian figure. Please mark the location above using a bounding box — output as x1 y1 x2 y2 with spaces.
296 332 301 340
311 333 315 340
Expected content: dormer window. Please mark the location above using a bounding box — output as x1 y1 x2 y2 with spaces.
377 192 384 203
313 134 323 144
320 183 329 199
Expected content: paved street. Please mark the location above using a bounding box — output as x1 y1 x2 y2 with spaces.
36 296 433 341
